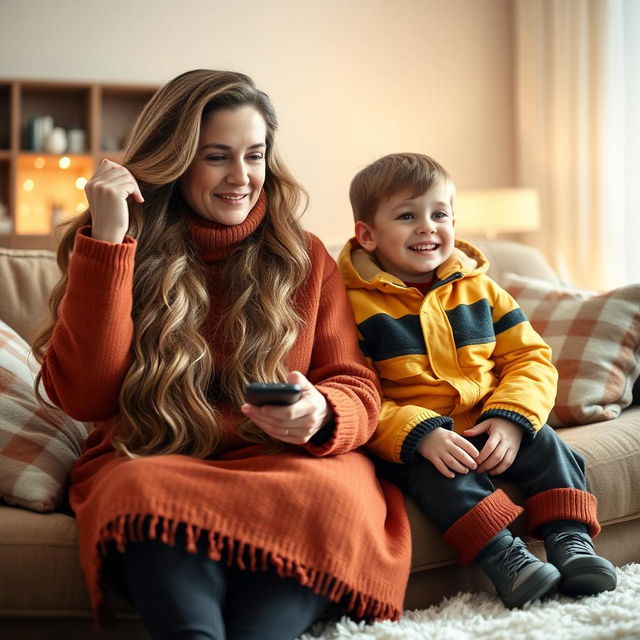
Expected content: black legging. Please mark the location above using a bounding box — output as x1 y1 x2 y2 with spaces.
103 525 331 640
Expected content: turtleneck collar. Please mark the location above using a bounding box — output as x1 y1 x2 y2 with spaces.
187 191 267 263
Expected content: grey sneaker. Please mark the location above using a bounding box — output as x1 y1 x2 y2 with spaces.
479 536 561 608
544 531 617 596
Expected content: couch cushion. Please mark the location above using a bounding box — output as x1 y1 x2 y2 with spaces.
473 239 561 287
0 505 136 615
0 320 90 512
0 248 59 343
0 506 90 613
503 273 640 427
556 408 640 524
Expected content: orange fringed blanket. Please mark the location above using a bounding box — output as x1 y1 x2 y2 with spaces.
42 198 411 627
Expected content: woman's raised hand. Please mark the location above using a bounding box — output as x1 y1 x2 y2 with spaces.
240 371 334 445
85 159 144 243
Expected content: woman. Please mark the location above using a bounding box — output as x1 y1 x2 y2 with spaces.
33 69 411 640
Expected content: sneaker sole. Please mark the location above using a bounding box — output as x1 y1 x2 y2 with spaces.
503 567 561 609
561 566 618 596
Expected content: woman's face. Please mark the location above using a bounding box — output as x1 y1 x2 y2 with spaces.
180 105 267 225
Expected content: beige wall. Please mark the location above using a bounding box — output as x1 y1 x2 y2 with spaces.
0 0 515 247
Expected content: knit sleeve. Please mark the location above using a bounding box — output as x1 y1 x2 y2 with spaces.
367 399 453 463
303 241 382 457
40 227 136 421
478 278 558 437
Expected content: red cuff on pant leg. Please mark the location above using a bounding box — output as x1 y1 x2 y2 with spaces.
525 488 600 538
442 489 524 565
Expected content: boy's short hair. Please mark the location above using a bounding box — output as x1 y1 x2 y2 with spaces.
349 152 453 223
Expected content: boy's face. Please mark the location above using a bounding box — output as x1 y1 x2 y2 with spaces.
355 182 455 283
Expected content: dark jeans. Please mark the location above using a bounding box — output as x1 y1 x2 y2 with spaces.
103 525 331 640
377 425 587 532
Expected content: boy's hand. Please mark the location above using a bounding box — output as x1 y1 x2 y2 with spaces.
417 427 479 479
463 417 523 475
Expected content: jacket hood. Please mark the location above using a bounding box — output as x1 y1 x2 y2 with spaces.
337 237 489 292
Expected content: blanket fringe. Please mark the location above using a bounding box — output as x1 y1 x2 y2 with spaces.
94 513 399 628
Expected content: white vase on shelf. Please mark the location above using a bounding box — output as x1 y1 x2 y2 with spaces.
45 127 67 155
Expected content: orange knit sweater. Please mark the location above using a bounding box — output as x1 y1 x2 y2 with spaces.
41 198 411 627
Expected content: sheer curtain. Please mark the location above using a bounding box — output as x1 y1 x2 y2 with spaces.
514 0 639 290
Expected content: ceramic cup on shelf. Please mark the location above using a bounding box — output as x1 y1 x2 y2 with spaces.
45 127 68 155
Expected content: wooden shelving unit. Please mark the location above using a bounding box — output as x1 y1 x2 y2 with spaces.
0 79 157 250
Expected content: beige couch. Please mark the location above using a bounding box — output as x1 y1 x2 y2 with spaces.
1 241 639 640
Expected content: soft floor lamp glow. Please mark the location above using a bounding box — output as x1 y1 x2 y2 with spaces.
454 188 541 239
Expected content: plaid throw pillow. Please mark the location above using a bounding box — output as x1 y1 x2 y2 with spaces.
503 274 640 427
0 320 90 511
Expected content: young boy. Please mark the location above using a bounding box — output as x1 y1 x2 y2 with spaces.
338 152 617 608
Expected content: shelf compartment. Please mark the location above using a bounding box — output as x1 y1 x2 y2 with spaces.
0 78 158 249
15 153 93 235
100 86 156 153
20 84 91 152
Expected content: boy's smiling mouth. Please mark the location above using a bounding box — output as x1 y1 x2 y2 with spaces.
408 242 439 252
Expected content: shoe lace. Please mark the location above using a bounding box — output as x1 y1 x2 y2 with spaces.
493 543 535 578
550 532 593 556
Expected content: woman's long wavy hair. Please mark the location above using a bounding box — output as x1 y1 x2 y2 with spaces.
33 69 311 458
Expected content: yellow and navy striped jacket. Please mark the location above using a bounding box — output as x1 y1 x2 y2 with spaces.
338 238 558 464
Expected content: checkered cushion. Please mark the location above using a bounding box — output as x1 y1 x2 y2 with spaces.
0 320 90 511
503 274 640 427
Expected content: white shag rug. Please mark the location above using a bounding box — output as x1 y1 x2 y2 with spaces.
299 563 640 640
